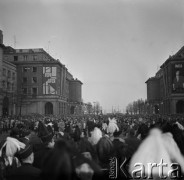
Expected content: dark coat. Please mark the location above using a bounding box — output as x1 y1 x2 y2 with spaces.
124 136 141 159
33 147 52 169
112 138 127 164
6 163 41 180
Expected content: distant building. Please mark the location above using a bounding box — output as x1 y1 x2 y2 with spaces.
0 30 17 116
0 30 83 116
146 46 184 114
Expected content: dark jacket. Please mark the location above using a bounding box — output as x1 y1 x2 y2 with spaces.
124 136 141 159
33 147 51 169
6 163 41 180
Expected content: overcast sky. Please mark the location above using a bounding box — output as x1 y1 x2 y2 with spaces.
1 0 184 113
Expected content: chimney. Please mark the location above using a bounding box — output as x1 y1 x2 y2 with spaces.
0 30 3 44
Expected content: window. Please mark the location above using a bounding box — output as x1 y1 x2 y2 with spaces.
33 55 37 61
3 68 6 76
2 81 5 88
12 72 15 80
23 77 27 83
32 88 37 95
14 56 18 61
7 70 11 78
7 82 10 90
23 67 30 72
24 55 28 61
12 83 14 91
23 88 27 94
45 67 51 73
32 67 37 72
32 77 37 83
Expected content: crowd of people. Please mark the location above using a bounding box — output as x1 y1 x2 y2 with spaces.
0 113 184 180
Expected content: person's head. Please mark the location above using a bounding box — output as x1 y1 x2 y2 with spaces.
41 148 72 180
17 143 34 164
37 121 55 148
96 136 115 165
10 128 20 139
127 129 135 137
88 127 102 145
78 138 96 160
73 154 101 180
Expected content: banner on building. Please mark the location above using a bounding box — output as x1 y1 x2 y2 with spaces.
172 63 184 93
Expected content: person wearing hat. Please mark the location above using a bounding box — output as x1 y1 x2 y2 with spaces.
6 143 41 180
33 121 55 169
73 154 102 180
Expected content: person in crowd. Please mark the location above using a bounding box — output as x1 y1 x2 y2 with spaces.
124 128 141 160
129 128 184 179
0 137 26 180
73 154 102 180
88 127 102 146
41 139 73 180
106 117 119 141
78 138 97 161
33 121 55 169
96 136 116 179
6 142 41 180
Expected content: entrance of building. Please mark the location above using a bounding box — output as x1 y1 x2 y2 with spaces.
176 100 184 114
2 96 9 117
45 102 53 115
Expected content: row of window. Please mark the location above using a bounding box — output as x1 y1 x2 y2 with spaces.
23 67 37 72
14 55 37 61
3 69 16 80
22 87 37 95
2 81 15 91
23 77 37 83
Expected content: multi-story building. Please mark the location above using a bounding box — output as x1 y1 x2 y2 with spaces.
146 46 184 114
0 30 83 116
0 30 17 117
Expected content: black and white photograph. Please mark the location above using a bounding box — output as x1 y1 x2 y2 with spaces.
1 0 184 179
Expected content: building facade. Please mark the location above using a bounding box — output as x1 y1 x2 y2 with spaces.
146 46 184 114
0 30 83 116
0 31 17 117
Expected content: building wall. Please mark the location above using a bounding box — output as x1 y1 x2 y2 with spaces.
2 40 83 116
69 80 82 102
147 78 160 102
146 46 184 114
0 46 3 116
1 60 17 116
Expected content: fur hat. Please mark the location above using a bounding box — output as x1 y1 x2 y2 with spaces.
107 117 119 134
88 127 102 145
37 121 53 143
17 143 33 160
129 128 184 178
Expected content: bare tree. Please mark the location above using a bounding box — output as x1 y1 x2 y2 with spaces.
86 102 93 114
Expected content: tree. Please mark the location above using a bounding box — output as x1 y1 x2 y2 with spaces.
95 102 101 115
86 102 93 114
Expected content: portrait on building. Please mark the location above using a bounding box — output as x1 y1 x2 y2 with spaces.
43 66 57 94
172 63 184 93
